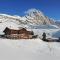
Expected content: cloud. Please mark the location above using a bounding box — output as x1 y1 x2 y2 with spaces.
24 8 39 14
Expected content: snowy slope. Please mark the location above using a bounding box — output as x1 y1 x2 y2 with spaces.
0 39 60 60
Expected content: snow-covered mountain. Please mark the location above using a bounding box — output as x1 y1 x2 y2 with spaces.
25 9 56 25
0 8 59 30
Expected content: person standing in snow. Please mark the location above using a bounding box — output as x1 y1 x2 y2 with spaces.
42 32 46 41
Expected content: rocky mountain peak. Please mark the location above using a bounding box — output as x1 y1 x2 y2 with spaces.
25 9 44 17
25 9 55 25
0 9 57 26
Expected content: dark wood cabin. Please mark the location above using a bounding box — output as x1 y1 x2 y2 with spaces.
3 27 36 39
3 27 34 35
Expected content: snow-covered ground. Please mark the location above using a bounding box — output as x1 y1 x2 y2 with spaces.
0 10 60 60
0 39 60 60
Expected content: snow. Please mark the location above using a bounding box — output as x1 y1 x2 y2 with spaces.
0 21 20 34
0 21 60 38
0 9 60 60
52 30 60 38
0 13 21 19
0 39 60 60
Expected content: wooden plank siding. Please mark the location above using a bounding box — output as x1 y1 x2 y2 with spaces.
3 27 37 39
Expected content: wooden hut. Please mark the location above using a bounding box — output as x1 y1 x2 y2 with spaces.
3 27 36 39
3 27 26 35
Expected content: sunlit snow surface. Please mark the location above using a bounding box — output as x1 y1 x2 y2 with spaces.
0 12 60 60
0 39 60 60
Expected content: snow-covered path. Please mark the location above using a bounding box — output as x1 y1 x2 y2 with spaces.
0 39 60 60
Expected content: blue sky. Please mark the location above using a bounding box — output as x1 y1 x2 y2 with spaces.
0 0 60 20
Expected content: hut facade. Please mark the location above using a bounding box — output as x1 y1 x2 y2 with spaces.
3 27 35 39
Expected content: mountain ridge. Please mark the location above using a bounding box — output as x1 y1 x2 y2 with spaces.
0 8 59 29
